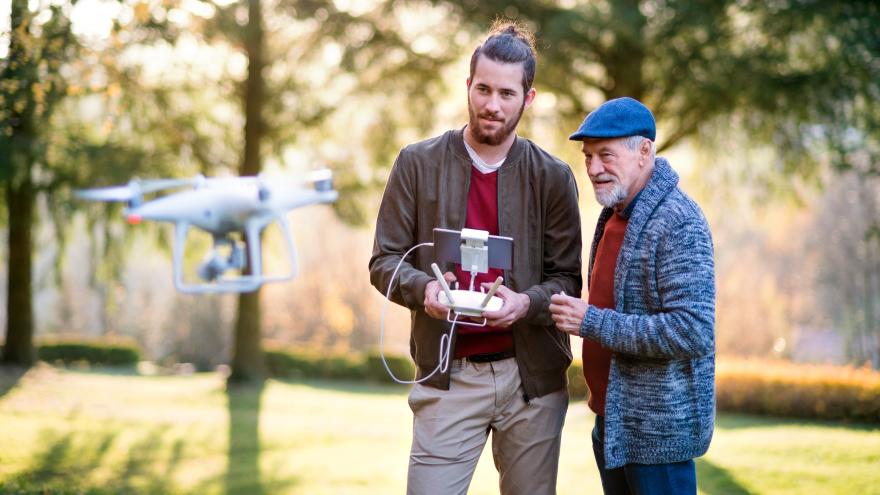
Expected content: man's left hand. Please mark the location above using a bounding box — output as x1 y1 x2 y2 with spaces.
481 284 530 328
549 293 589 336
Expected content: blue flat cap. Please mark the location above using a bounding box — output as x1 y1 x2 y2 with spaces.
569 97 656 141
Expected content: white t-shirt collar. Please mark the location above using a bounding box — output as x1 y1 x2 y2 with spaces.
463 139 505 174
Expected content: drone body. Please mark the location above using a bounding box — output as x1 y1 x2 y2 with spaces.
77 171 338 294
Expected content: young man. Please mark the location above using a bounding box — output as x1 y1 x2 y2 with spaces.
550 97 716 495
369 21 582 495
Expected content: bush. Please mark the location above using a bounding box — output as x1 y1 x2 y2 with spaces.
265 349 366 380
38 341 140 367
567 361 588 400
716 359 880 423
365 351 416 383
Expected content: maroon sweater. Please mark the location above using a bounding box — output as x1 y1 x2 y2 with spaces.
583 212 628 415
453 167 513 358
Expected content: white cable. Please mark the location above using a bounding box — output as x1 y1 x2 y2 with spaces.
379 242 460 384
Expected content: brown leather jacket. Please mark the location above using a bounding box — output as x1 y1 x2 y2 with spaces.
369 129 582 398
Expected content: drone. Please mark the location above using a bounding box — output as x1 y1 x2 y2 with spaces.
76 170 338 294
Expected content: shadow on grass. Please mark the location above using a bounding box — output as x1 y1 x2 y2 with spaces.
225 378 301 495
0 425 185 494
226 379 264 495
0 380 299 495
697 458 753 495
0 365 27 399
716 412 879 432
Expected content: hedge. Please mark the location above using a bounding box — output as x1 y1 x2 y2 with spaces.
28 339 880 423
37 341 140 367
264 351 880 423
265 349 366 380
265 348 416 384
716 358 880 423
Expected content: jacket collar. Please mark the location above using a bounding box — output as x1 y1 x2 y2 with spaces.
612 157 679 307
625 157 679 232
451 127 526 169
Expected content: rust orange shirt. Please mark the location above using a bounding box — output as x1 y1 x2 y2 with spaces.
583 212 628 415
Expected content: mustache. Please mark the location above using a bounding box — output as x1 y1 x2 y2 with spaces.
590 173 616 183
478 112 503 122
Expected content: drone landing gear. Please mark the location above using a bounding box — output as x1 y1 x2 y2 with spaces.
197 235 246 282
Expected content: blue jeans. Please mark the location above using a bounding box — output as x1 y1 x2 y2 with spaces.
592 416 696 495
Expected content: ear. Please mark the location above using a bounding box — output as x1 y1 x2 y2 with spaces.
639 139 653 165
523 87 537 109
466 77 472 89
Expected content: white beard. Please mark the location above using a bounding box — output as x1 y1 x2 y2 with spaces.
593 182 628 209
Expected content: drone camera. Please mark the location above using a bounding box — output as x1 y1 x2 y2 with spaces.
313 177 333 192
197 238 247 282
197 256 226 281
258 186 270 201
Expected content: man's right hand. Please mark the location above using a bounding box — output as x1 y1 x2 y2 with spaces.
423 271 457 319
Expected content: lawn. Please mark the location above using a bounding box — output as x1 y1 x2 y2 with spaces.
0 365 877 494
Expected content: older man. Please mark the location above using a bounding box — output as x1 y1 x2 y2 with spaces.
550 97 715 495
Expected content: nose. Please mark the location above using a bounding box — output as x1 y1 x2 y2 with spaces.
585 155 603 177
484 93 501 114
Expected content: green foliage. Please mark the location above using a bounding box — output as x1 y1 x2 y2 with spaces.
567 361 588 400
431 0 880 177
265 348 366 380
37 341 140 367
365 351 417 383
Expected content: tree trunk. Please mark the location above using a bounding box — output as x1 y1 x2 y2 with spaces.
229 0 266 384
2 0 37 367
603 0 646 101
3 176 35 366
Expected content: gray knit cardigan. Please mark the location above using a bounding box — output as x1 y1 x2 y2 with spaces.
580 157 716 469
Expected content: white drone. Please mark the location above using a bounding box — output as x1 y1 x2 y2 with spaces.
76 170 338 294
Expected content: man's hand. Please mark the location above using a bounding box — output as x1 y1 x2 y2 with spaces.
481 284 530 328
549 293 589 336
423 271 457 320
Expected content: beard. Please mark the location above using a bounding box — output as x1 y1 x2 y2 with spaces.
467 96 525 146
591 174 628 208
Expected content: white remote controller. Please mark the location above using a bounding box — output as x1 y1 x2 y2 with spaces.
431 263 503 318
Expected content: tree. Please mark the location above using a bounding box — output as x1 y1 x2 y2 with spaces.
425 0 879 173
1 0 78 365
809 173 880 368
0 0 212 365
183 0 457 382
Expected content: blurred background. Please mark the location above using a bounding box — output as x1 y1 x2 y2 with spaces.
1 0 879 494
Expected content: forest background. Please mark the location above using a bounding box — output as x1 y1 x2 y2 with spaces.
2 0 879 377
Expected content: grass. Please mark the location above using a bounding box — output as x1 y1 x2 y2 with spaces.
0 365 878 494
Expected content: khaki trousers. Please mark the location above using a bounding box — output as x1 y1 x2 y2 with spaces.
407 357 568 495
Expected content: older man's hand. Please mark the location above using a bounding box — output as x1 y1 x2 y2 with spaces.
549 293 589 336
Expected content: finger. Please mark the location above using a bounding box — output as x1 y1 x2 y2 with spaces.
493 285 512 297
550 293 567 304
425 281 438 296
443 271 457 283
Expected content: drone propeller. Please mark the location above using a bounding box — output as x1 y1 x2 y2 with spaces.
76 178 194 202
